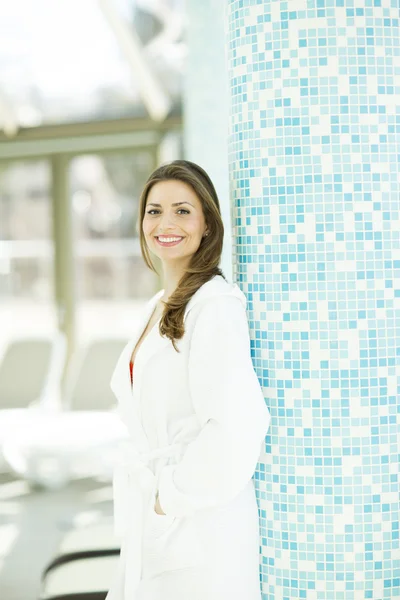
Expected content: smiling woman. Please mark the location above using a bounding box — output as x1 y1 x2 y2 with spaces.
105 160 270 600
137 160 224 353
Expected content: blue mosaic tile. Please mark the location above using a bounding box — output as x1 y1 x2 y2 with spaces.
227 1 400 598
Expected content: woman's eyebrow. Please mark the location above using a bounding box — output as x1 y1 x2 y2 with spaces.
147 202 195 207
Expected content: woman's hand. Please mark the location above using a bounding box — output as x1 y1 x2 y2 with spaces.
154 492 166 515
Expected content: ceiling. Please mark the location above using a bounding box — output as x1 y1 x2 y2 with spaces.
0 0 185 135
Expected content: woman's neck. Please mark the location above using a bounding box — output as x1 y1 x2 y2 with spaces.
160 262 188 300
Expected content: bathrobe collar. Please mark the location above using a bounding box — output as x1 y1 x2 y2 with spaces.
110 275 246 452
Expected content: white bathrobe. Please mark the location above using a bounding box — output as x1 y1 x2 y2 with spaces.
105 275 271 600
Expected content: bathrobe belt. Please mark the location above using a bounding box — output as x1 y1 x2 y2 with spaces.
112 441 184 598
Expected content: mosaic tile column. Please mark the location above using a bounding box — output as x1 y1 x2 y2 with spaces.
226 2 400 599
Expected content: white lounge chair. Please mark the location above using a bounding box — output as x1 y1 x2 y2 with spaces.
2 338 129 488
59 519 118 555
41 518 119 598
0 333 66 410
40 554 118 600
63 338 129 411
0 333 66 471
40 515 119 599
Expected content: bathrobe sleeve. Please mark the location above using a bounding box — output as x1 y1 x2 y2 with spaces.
157 294 271 517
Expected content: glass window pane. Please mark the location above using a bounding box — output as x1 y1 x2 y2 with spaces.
0 160 53 302
70 150 159 302
0 160 55 347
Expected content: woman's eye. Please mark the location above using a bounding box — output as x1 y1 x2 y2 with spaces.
146 209 190 215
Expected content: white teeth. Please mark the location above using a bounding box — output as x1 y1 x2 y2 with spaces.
158 237 182 242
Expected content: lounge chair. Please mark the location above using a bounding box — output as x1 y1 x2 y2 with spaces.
63 338 129 411
40 553 118 600
2 338 129 488
0 333 66 471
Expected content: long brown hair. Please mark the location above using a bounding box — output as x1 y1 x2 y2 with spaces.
138 160 226 352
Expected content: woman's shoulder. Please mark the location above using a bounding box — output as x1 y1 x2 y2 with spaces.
194 275 246 306
149 275 247 314
185 276 248 325
146 276 248 328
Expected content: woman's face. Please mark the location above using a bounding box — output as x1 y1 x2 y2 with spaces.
142 179 208 264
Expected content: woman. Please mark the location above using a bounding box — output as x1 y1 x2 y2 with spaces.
106 160 271 600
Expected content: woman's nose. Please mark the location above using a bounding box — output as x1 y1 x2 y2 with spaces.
159 211 176 228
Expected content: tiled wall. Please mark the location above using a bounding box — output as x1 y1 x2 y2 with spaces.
226 1 400 598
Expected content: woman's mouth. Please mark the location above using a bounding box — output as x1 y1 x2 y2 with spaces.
155 236 184 247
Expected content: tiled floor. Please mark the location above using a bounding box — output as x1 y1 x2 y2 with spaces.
0 470 113 600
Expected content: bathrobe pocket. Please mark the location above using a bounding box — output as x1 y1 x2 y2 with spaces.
145 494 176 540
142 510 205 579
